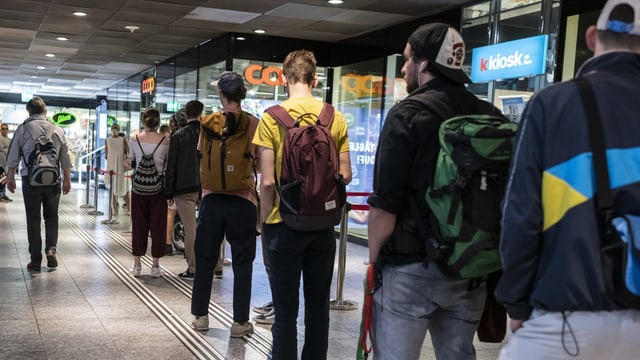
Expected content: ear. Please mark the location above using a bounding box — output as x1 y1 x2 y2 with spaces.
281 74 288 86
585 25 597 52
312 76 319 88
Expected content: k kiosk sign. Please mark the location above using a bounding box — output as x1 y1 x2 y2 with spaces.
471 35 548 83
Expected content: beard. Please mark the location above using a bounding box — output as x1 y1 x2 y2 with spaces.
405 75 418 93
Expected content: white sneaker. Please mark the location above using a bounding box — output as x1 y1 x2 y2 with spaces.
150 267 164 278
130 265 141 277
192 315 209 331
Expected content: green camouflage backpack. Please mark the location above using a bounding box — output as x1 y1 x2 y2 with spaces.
411 95 517 279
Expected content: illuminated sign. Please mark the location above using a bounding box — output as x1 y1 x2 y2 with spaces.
245 64 283 86
52 112 77 127
471 35 548 83
141 77 155 94
342 74 384 99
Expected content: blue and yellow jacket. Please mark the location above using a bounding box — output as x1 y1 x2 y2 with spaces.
496 52 640 320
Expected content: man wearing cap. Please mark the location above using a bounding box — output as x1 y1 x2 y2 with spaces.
496 1 640 358
367 23 504 359
191 72 259 338
165 100 203 279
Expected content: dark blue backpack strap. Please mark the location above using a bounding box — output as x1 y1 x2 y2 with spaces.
266 105 295 129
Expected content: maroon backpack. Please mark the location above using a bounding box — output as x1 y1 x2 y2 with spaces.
266 103 347 231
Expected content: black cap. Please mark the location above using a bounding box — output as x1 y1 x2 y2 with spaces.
214 71 245 93
408 23 471 84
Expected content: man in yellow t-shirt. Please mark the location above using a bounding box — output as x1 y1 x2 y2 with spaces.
252 49 351 360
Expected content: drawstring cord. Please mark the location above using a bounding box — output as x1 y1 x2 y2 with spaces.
561 311 580 357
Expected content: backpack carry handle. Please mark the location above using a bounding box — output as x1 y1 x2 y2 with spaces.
266 103 335 129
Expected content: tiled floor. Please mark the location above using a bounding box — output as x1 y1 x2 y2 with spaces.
0 180 503 359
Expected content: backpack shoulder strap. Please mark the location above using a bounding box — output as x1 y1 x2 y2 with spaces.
406 93 454 120
149 136 166 156
135 135 147 156
266 105 295 129
317 103 335 128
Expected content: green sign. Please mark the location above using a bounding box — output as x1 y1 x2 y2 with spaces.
52 112 77 126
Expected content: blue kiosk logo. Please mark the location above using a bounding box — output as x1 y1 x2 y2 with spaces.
471 35 548 83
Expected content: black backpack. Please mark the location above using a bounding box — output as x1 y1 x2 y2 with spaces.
131 135 166 195
23 121 61 187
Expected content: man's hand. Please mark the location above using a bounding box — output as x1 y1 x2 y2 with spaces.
6 177 15 193
509 319 525 333
62 179 71 195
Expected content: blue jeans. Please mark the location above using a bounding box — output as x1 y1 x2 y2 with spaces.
263 222 336 360
21 177 61 263
191 194 256 323
371 262 486 360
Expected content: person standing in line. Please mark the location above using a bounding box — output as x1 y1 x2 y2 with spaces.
128 108 170 277
191 71 259 337
165 100 203 279
5 96 73 270
164 114 179 255
253 50 352 360
496 1 640 358
0 123 12 202
105 123 129 216
367 23 504 359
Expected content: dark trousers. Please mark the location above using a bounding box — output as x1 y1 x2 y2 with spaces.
264 222 336 360
131 192 167 258
191 194 257 323
21 177 61 263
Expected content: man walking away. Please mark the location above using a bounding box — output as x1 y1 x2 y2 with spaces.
496 1 640 358
5 96 73 271
367 24 504 360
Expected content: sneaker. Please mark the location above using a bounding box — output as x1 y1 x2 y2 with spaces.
165 244 173 256
230 321 254 338
27 262 41 271
253 301 273 315
192 315 209 331
46 249 58 268
0 196 11 203
214 269 223 279
178 270 194 280
130 265 141 277
254 309 275 325
150 267 164 278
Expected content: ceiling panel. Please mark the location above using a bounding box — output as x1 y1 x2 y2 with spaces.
0 0 470 99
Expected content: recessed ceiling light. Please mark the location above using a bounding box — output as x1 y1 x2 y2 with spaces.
73 11 87 16
56 36 68 41
37 66 46 70
236 36 246 41
328 0 344 4
31 76 38 79
253 29 266 34
45 53 55 58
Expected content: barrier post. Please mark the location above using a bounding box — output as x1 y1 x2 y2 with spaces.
330 202 358 311
87 168 104 216
101 170 119 224
79 163 93 209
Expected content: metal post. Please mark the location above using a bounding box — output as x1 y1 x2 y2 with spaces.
330 202 358 311
87 168 104 216
101 170 118 224
80 163 93 209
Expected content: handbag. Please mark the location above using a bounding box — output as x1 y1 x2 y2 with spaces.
576 76 640 310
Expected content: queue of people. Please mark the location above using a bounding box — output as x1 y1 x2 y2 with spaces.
5 1 640 358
